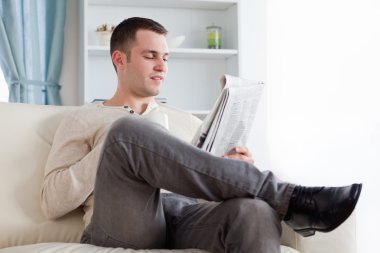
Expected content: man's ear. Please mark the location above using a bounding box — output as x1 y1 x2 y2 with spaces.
111 50 125 69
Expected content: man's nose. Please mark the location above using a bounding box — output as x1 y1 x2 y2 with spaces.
154 58 167 72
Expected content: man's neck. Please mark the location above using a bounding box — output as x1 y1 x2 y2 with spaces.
103 94 153 115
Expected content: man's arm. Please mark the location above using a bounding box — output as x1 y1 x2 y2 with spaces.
40 113 101 219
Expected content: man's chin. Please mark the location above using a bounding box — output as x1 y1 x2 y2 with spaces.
146 90 160 98
144 83 161 97
151 87 161 96
151 88 160 95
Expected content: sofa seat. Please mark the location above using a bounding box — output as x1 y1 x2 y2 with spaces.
0 243 208 253
0 102 356 253
0 243 299 253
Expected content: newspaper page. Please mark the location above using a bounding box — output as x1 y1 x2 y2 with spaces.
192 74 264 157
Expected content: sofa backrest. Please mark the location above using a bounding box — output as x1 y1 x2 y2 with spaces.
0 102 84 248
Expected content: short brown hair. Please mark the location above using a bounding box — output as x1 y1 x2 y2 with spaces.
110 17 168 66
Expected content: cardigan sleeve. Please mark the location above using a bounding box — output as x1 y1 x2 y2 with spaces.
40 113 102 219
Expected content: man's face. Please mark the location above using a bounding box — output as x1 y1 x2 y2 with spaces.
122 29 169 98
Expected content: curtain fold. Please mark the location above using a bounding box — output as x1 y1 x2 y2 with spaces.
0 0 67 105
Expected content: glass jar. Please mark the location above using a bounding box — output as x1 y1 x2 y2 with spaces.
207 25 221 49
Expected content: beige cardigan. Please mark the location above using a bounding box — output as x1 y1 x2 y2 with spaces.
41 101 202 227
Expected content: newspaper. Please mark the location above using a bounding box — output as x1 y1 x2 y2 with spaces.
192 74 264 157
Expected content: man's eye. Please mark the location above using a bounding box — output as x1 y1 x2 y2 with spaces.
144 55 154 59
163 58 169 62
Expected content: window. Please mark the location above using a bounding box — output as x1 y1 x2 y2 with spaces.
0 68 9 102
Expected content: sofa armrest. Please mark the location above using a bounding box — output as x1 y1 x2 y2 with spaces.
281 213 356 253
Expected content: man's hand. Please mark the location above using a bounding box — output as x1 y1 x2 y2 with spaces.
223 146 255 164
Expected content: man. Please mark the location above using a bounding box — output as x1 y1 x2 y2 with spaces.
41 17 362 253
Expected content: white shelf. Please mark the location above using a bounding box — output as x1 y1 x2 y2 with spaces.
170 48 238 59
88 46 110 56
88 0 238 10
189 110 211 115
88 46 238 59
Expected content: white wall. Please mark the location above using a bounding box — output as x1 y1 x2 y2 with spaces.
266 0 380 252
60 0 79 105
240 0 270 169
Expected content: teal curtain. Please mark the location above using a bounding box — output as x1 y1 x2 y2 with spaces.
0 0 66 105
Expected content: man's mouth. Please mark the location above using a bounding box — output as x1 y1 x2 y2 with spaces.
151 75 164 81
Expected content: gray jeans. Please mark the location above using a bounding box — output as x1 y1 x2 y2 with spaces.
81 116 295 253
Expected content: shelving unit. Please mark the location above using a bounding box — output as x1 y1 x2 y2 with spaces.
88 46 238 59
88 0 237 11
79 0 241 115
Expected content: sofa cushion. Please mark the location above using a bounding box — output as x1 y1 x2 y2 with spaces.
0 102 83 248
0 243 208 253
295 213 357 253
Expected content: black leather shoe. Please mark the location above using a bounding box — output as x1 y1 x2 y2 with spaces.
284 183 362 237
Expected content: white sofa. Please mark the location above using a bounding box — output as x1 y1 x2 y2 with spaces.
0 102 357 253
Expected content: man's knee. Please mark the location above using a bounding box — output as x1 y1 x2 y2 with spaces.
107 116 163 142
107 116 137 137
105 116 148 145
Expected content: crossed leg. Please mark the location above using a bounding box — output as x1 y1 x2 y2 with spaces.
81 116 294 252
